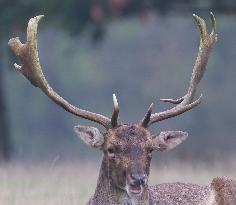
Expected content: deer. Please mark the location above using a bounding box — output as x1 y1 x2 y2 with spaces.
8 12 236 205
211 176 236 205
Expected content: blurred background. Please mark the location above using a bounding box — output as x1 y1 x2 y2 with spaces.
0 0 236 164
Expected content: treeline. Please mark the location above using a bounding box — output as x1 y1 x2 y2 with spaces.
0 0 236 161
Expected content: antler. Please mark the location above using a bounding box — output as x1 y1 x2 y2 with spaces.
8 15 119 129
141 12 217 127
111 94 119 127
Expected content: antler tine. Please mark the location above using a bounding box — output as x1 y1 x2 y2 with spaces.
140 103 153 128
111 93 119 127
146 13 217 127
8 15 112 129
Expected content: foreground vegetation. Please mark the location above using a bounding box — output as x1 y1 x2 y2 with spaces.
0 160 235 205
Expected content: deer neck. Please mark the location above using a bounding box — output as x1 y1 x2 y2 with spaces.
90 156 149 205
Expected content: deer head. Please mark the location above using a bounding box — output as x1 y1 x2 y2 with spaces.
8 13 217 198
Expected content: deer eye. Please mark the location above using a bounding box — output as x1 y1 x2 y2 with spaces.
107 147 115 157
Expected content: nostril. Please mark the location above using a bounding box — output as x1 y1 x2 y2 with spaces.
130 174 147 185
139 175 146 184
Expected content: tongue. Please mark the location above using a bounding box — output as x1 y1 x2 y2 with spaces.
129 184 142 194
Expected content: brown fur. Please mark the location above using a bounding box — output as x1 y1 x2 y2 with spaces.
211 176 236 205
102 125 152 194
86 125 236 205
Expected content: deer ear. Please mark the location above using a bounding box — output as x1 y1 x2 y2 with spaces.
74 125 104 148
152 131 188 151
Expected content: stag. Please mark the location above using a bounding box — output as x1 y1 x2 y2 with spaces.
8 12 235 205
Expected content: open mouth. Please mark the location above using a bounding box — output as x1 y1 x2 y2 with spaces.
127 183 143 195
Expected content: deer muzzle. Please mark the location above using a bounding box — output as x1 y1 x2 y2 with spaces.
125 164 148 196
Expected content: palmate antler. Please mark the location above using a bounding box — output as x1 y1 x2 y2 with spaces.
141 12 217 127
8 15 120 129
9 13 217 130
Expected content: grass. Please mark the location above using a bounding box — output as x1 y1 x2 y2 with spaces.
0 160 235 205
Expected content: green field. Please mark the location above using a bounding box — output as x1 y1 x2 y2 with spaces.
0 160 235 205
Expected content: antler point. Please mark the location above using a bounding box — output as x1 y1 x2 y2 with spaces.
35 15 44 19
193 13 199 20
147 102 154 113
14 63 22 71
112 93 119 111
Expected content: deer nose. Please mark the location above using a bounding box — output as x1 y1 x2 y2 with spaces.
130 174 147 186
